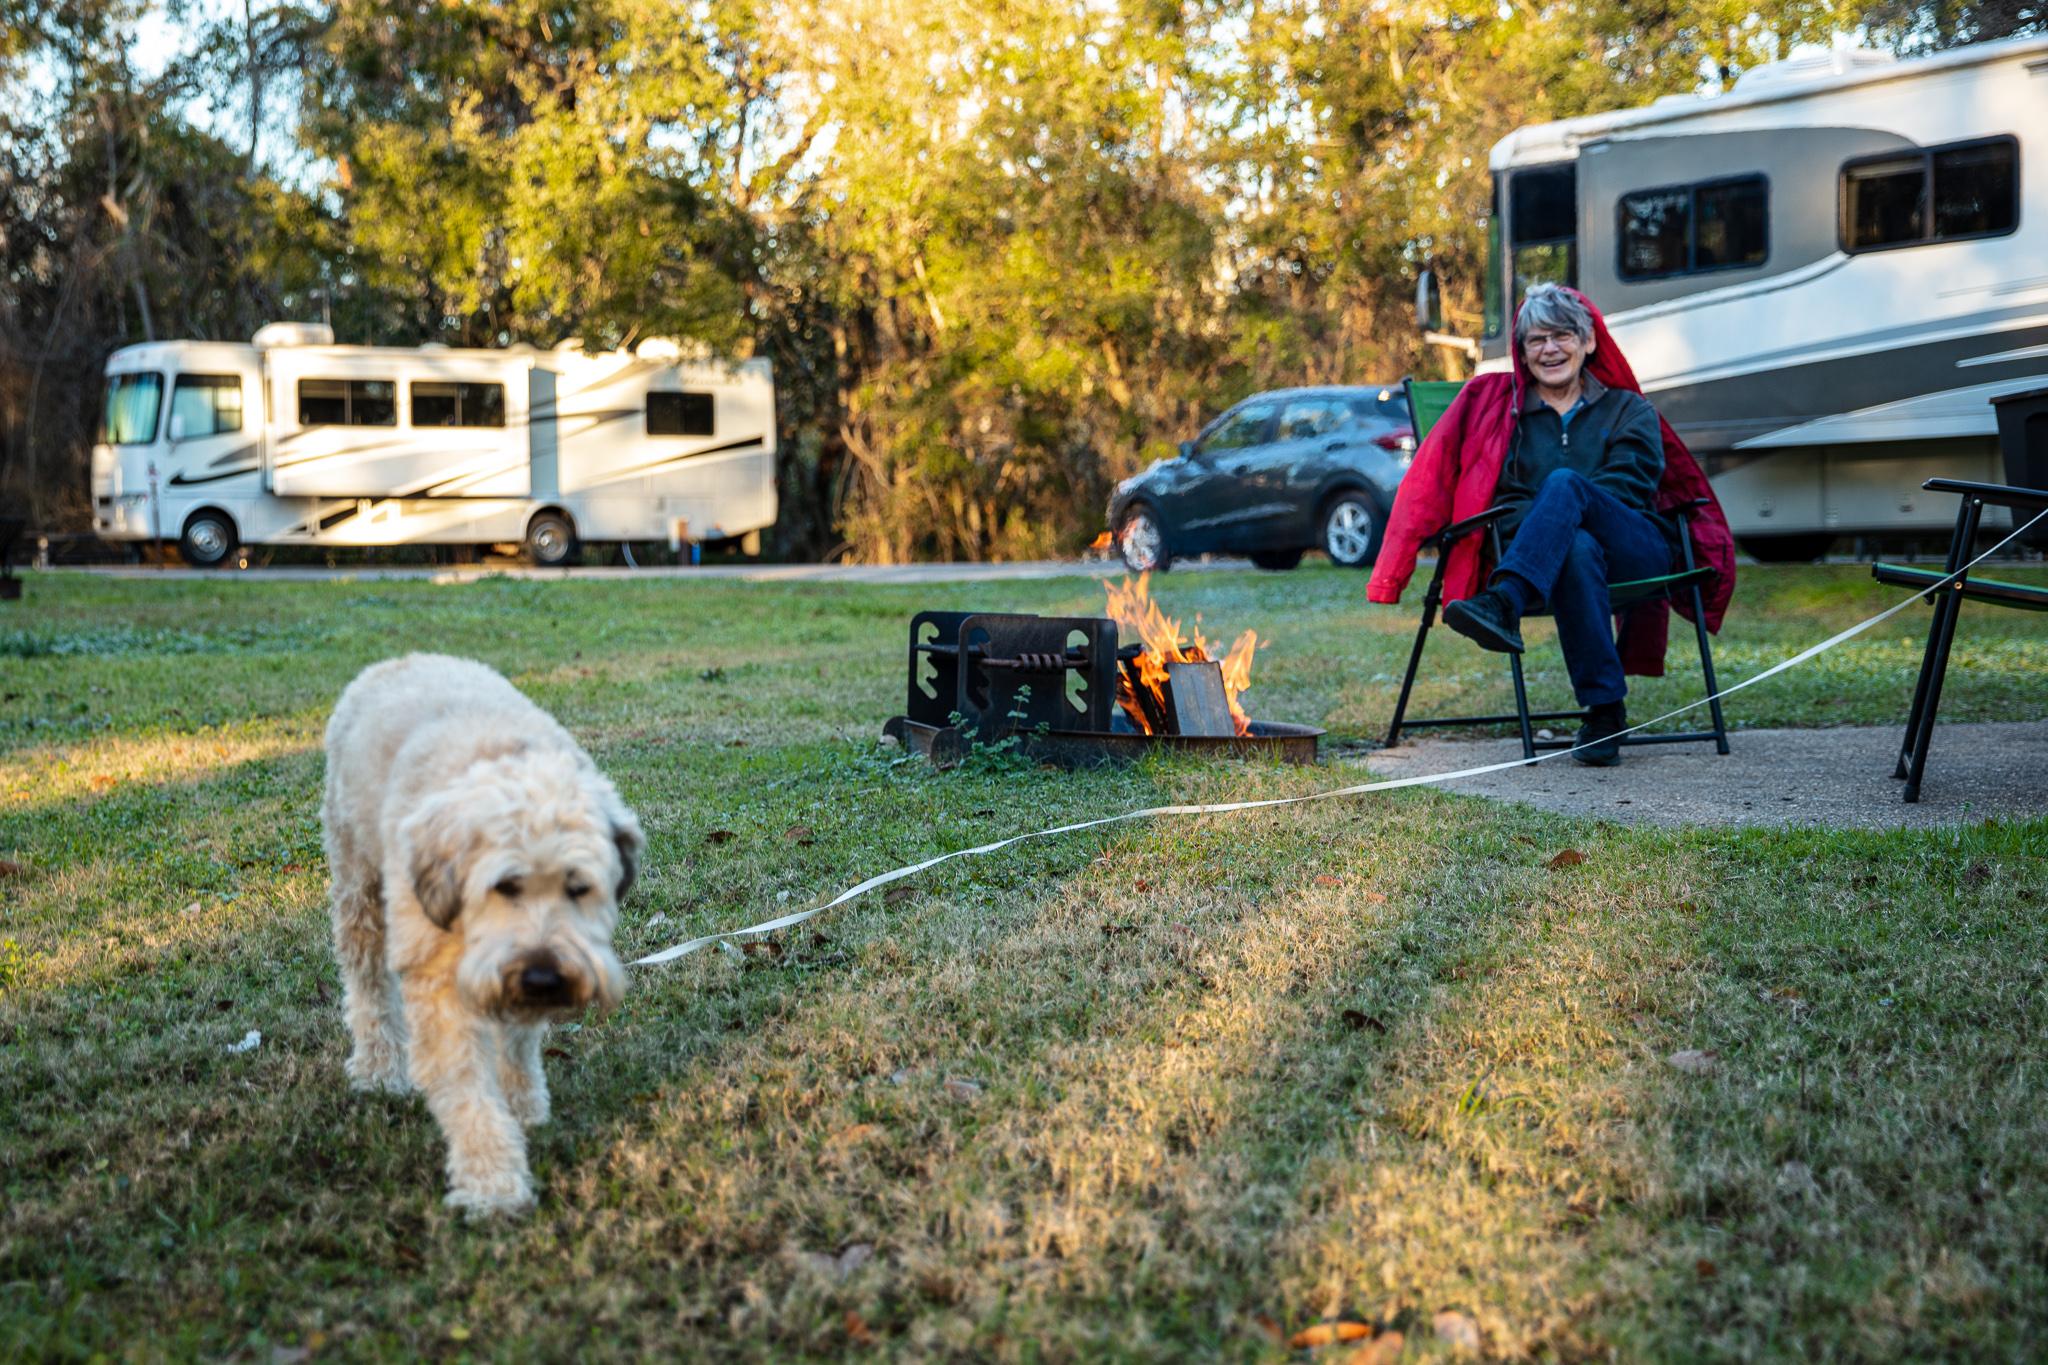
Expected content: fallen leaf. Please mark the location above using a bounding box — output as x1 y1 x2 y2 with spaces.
726 739 747 747
704 829 736 845
884 887 914 906
0 858 27 878
1343 1330 1405 1365
943 1078 983 1101
1101 923 1138 937
1290 1321 1371 1348
1667 1049 1718 1075
1695 1257 1718 1279
446 1324 471 1341
843 1311 875 1345
1433 1310 1480 1353
1315 875 1343 887
1251 1314 1284 1344
1341 1010 1388 1034
544 1047 570 1060
1547 848 1586 870
784 825 816 846
1134 878 1151 892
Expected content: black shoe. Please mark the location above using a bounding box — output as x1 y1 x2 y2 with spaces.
1443 587 1525 654
1573 700 1626 767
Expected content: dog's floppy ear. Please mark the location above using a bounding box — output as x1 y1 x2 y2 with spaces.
400 794 474 930
608 801 645 903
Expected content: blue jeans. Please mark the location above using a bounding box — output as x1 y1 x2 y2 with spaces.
1493 468 1673 707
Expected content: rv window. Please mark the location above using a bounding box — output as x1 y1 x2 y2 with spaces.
1842 137 2017 252
101 373 163 445
1510 166 1576 245
1695 179 1768 269
646 391 714 437
299 379 397 427
170 374 243 439
1618 176 1767 280
412 381 507 428
1842 154 1926 249
1620 188 1690 278
1933 141 2017 239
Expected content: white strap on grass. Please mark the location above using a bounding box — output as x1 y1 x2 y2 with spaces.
633 507 2048 967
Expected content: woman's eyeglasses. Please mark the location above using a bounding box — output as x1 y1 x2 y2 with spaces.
1522 329 1580 352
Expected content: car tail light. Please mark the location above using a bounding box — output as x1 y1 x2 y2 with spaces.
1374 430 1417 454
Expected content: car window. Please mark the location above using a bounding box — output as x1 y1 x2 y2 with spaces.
1348 393 1411 424
1275 400 1347 441
1199 401 1277 453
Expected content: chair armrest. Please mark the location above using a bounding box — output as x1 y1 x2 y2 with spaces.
1921 477 2048 510
1434 505 1511 547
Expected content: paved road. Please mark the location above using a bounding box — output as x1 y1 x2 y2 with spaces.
1354 720 2048 830
41 556 1257 585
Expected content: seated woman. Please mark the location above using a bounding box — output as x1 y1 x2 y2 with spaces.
1367 284 1735 766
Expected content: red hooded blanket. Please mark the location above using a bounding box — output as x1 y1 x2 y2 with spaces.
1365 289 1735 676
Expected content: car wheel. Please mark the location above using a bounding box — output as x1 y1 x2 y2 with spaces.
1320 492 1383 567
1249 549 1304 571
179 510 237 569
1117 504 1171 573
526 512 578 568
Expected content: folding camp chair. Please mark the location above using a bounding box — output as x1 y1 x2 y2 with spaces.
1381 378 1730 759
1871 477 2048 803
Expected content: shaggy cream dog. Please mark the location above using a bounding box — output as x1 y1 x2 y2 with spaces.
322 654 643 1216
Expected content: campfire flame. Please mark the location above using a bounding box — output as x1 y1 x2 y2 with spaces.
1103 574 1260 736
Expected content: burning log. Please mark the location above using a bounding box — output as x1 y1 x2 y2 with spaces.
1104 573 1260 736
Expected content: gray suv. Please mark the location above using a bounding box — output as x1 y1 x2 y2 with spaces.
1106 386 1415 572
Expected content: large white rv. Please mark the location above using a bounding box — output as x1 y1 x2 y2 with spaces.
1439 34 2048 559
90 323 776 566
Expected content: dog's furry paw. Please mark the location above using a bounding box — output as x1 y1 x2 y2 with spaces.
444 1176 536 1219
345 1050 415 1095
505 1091 550 1129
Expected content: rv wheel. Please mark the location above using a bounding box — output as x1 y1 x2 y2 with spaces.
526 512 578 567
179 511 237 569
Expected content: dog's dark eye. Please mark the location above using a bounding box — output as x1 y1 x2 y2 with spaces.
564 879 590 900
495 877 523 898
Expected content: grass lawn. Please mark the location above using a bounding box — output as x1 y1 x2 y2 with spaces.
3 562 2047 1361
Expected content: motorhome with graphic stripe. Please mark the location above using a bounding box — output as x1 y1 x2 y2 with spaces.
1421 33 2047 560
90 323 776 566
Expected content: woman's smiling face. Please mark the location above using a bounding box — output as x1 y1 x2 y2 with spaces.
1523 325 1592 389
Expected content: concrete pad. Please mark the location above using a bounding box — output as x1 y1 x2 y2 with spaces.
1352 720 2048 830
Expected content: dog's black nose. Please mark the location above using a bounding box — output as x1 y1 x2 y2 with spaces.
519 964 566 999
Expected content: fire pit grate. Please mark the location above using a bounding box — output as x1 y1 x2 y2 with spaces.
885 610 1321 768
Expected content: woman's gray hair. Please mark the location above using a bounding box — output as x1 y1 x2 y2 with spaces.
1514 283 1595 345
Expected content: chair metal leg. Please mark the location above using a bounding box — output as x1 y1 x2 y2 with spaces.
1894 591 1953 779
1384 558 1451 749
1902 498 1983 802
1902 589 1964 803
1688 582 1730 755
1508 650 1536 759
